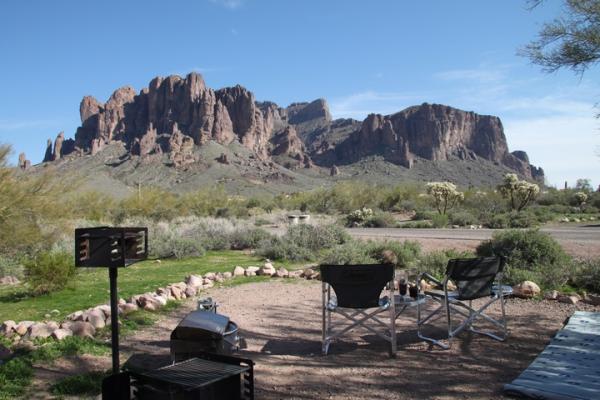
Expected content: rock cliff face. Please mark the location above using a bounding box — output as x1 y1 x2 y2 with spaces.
327 103 543 180
41 72 543 183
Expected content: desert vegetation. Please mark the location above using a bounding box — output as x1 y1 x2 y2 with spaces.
1 143 599 399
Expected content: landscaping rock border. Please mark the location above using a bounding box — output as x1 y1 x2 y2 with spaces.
0 261 313 343
1 264 595 344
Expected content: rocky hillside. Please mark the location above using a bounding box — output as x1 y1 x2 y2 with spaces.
30 72 544 193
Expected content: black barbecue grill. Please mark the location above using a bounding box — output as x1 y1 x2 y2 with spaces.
171 310 240 361
122 352 254 400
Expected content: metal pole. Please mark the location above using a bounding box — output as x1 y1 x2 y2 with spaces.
109 267 120 374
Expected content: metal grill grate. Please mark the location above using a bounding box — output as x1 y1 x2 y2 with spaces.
136 357 250 391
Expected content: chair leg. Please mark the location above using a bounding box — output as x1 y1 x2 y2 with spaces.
417 298 450 350
322 282 329 355
388 282 397 357
445 296 453 349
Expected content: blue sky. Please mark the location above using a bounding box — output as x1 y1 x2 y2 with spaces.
0 0 598 188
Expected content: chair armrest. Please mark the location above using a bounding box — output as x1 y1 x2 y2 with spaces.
419 272 443 287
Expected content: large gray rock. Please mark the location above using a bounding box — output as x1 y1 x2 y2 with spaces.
28 323 55 339
15 321 35 336
233 266 245 277
52 328 73 341
512 281 541 299
185 274 203 288
70 321 96 338
0 320 16 336
118 303 139 315
185 285 198 298
87 314 106 329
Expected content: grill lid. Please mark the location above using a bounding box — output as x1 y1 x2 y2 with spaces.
174 311 230 340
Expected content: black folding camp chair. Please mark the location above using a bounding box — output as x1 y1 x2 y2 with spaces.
418 257 507 349
321 264 396 356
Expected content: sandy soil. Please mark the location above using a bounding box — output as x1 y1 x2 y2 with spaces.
31 280 600 399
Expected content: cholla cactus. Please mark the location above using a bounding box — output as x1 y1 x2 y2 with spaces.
497 173 540 212
347 207 373 226
426 182 464 215
574 191 588 207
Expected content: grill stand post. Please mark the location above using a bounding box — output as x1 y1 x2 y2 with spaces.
109 267 120 374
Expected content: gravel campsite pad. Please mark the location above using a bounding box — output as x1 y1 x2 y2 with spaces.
31 280 600 399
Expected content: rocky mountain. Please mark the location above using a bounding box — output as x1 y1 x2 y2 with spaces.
37 72 544 192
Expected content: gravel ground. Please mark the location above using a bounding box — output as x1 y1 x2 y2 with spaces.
31 280 600 399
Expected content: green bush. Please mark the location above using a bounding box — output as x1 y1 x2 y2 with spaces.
256 236 313 262
0 255 22 279
484 213 509 229
320 242 376 265
363 212 397 228
418 249 474 279
572 258 600 293
229 228 273 250
507 211 538 228
401 221 433 228
448 211 478 227
24 250 75 295
364 240 421 268
431 213 449 228
170 238 205 259
476 229 571 288
412 210 436 221
283 224 350 252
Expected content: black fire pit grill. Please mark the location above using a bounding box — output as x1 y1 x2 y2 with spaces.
74 226 148 374
171 310 240 361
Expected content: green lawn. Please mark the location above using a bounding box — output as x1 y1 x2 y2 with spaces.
0 250 301 322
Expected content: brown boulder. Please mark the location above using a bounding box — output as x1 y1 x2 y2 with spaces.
70 321 96 338
512 281 541 298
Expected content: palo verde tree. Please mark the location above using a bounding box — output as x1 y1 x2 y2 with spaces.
426 182 464 215
521 0 600 74
497 173 540 212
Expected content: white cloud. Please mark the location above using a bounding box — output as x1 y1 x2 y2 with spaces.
330 91 427 120
434 67 507 84
208 0 245 9
0 119 58 131
504 115 600 186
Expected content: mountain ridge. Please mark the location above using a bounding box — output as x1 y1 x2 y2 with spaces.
30 72 544 192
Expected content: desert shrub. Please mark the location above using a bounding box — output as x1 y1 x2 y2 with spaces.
431 213 449 228
484 213 509 229
571 258 600 293
0 254 23 279
448 210 478 226
418 249 474 279
67 191 116 221
256 236 313 261
507 211 538 228
401 221 433 228
229 228 273 250
412 210 436 221
476 229 571 288
171 238 205 259
283 224 350 251
23 250 75 295
363 212 397 228
254 217 271 226
426 182 464 214
182 217 237 250
320 242 376 265
528 206 555 223
364 240 421 268
117 188 179 221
